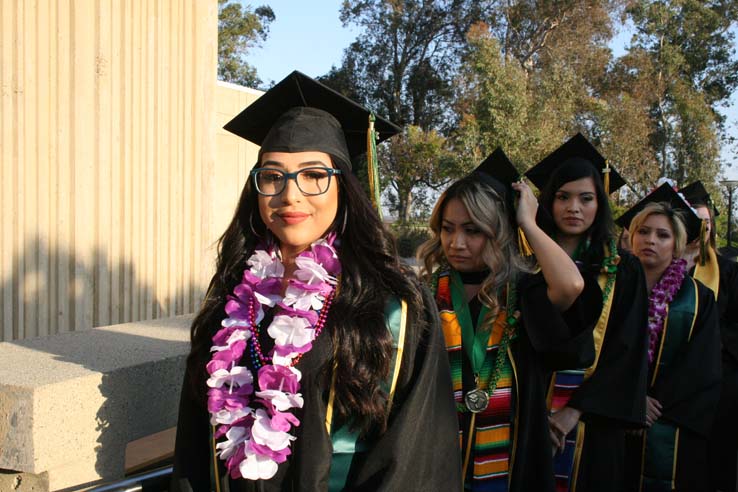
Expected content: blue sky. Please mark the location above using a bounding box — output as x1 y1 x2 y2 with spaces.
244 0 737 178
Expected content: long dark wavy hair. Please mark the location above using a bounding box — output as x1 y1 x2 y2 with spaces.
539 160 615 270
186 156 423 434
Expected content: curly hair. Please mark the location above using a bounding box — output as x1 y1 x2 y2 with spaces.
417 177 531 320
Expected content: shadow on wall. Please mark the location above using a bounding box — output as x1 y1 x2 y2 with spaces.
1 234 205 341
1 235 208 486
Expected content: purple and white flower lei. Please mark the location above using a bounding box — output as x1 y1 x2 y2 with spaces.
206 233 341 480
646 257 687 364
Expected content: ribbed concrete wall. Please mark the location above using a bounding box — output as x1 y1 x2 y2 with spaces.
0 1 242 342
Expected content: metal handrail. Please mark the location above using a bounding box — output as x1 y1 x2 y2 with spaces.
83 465 173 492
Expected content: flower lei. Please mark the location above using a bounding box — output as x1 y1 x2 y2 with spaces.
206 233 341 480
646 257 687 365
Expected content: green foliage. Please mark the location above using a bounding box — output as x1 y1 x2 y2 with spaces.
390 222 432 258
381 126 456 222
218 0 275 87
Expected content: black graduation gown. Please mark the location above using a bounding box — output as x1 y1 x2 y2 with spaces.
564 251 649 492
170 286 461 492
698 254 738 492
625 279 722 492
501 271 601 492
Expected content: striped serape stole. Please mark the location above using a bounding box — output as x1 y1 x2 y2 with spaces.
549 369 586 492
436 271 514 492
547 269 616 492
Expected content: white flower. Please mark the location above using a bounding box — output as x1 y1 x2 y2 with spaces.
211 406 252 426
267 315 314 349
248 250 284 278
254 290 280 308
221 317 250 328
251 409 295 451
239 450 279 480
272 353 297 366
294 256 331 284
207 366 254 388
255 389 304 411
283 285 324 311
210 329 251 352
215 425 249 459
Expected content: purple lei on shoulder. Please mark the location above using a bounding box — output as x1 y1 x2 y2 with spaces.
647 257 687 365
205 233 341 480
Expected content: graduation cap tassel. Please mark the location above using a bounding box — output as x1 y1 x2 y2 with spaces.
602 161 611 195
699 218 708 266
517 227 534 257
367 114 383 220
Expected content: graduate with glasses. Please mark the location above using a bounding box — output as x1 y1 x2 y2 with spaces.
616 184 721 492
170 71 460 492
525 134 650 492
418 149 601 492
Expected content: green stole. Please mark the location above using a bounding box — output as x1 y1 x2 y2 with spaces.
640 278 698 492
327 297 407 491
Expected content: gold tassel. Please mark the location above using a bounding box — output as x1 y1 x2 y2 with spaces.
602 161 611 195
366 114 382 219
699 219 707 266
518 227 534 256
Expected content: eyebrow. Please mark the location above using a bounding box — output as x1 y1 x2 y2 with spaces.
260 160 331 169
556 190 595 196
442 219 475 227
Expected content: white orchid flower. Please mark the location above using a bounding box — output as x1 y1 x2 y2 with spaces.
211 406 252 426
251 409 295 451
248 250 284 278
267 315 314 349
239 450 279 480
215 425 249 459
210 328 251 352
207 365 254 389
255 389 304 411
294 257 331 284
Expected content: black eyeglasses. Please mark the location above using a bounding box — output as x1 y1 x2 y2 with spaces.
250 167 342 196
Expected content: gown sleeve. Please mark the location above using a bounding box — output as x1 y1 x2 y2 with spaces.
567 252 649 427
519 271 601 371
717 255 738 365
170 365 213 492
652 281 722 438
347 284 462 491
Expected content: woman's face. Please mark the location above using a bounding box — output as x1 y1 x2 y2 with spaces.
632 214 676 272
440 197 488 272
257 151 339 258
552 177 598 238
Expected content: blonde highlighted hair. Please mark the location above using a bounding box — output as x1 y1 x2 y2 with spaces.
628 202 688 258
417 177 531 320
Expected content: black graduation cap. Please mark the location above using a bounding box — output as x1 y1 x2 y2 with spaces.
681 181 720 216
525 133 627 194
223 70 402 169
472 147 521 201
472 148 536 256
615 183 703 242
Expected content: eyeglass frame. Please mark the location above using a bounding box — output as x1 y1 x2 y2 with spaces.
249 166 343 196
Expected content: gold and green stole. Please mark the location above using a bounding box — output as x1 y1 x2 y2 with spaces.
693 246 720 299
436 270 515 491
546 243 618 492
638 278 698 492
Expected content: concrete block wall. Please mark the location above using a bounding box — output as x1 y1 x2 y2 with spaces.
0 316 193 491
